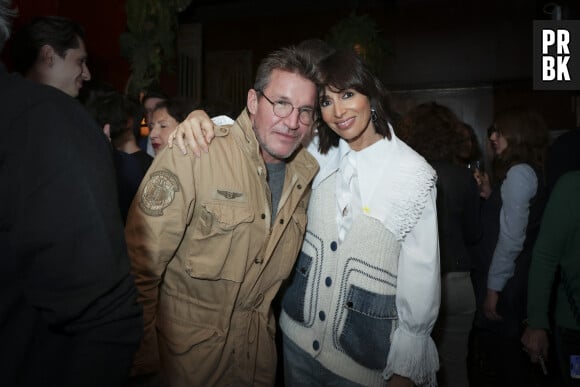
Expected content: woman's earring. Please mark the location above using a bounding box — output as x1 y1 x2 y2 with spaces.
371 108 378 122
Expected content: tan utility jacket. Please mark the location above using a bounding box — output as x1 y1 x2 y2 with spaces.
126 110 318 386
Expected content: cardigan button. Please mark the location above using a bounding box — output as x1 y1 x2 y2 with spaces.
319 311 326 321
312 340 320 351
330 241 337 251
325 277 332 287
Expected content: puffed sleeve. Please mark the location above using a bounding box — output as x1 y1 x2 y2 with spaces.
383 187 440 387
125 146 197 375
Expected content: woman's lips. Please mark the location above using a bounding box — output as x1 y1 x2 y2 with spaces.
336 117 355 130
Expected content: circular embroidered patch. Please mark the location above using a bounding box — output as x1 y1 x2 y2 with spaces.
139 170 180 216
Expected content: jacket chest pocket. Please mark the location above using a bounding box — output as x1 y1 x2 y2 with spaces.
339 285 398 370
185 202 255 282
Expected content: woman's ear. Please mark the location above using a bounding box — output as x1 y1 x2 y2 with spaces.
102 124 111 142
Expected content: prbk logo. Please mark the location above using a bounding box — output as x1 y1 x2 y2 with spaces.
533 20 580 90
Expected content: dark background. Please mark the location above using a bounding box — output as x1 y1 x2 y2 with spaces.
4 0 580 146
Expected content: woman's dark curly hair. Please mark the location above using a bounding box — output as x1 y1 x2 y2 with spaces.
316 49 394 154
397 102 464 163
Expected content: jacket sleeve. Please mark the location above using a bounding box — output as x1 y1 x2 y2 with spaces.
384 186 440 387
125 147 197 375
527 172 579 329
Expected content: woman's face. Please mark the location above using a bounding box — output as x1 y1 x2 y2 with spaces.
149 107 179 155
320 87 379 151
489 130 508 155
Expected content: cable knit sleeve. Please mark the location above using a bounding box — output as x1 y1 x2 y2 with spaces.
383 183 440 386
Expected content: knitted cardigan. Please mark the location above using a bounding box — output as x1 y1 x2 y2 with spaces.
280 137 439 386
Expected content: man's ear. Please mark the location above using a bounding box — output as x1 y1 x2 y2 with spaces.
39 44 55 67
247 89 258 115
102 123 111 142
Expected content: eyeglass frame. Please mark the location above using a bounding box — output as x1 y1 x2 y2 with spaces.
256 90 316 126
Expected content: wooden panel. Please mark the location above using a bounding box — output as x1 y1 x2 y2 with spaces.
204 50 252 116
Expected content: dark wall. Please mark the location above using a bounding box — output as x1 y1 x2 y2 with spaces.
5 0 579 131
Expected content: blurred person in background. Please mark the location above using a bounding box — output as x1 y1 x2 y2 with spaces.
470 106 549 387
149 97 196 156
521 170 580 387
11 15 90 97
0 2 142 385
139 89 168 157
399 102 481 387
84 86 153 222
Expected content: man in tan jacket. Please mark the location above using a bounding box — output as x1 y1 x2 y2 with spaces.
125 46 319 386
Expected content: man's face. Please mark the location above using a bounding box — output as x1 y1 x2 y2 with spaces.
247 69 316 163
49 37 91 97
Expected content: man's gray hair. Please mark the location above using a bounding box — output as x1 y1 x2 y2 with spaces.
0 0 17 50
253 46 317 93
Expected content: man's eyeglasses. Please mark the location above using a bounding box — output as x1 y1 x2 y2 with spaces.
257 90 315 126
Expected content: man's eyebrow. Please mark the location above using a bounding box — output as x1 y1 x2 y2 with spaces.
270 93 314 109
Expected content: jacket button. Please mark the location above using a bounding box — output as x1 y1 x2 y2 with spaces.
346 301 353 308
261 213 266 219
297 184 302 189
279 219 284 224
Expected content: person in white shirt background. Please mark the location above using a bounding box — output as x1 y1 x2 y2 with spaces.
170 47 440 387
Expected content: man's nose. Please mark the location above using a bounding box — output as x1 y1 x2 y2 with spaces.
82 64 91 81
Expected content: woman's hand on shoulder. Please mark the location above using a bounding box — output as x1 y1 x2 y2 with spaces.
167 110 215 157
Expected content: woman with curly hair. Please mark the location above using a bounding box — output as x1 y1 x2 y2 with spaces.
398 102 482 387
472 106 549 386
